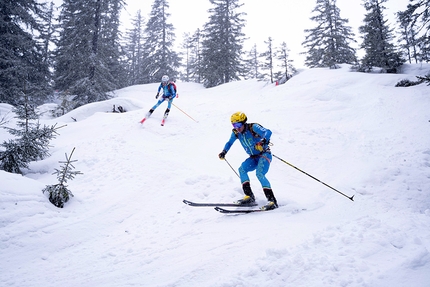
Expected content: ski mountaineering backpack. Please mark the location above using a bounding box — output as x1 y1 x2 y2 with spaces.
168 81 178 97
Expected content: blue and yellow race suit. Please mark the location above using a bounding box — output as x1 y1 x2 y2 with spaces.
151 82 176 111
222 123 272 189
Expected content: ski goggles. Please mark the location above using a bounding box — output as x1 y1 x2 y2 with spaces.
232 122 243 129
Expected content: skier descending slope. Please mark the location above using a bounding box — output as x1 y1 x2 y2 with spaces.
140 75 177 126
218 112 278 210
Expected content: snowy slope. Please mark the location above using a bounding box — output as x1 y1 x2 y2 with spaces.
1 64 430 287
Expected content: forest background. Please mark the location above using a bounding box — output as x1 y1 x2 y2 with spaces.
0 0 429 122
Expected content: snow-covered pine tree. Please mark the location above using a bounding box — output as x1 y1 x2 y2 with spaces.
53 0 124 108
397 0 430 63
359 0 404 73
188 29 203 83
396 8 420 64
179 32 193 82
102 0 128 89
302 0 357 69
0 95 62 174
43 147 82 208
40 2 55 65
142 0 180 83
179 30 203 83
38 1 56 97
0 0 52 106
276 42 296 83
242 44 263 80
123 10 147 86
260 37 275 83
200 0 246 88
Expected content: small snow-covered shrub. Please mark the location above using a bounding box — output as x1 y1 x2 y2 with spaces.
395 79 422 87
43 148 82 208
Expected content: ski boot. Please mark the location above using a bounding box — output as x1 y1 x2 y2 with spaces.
161 108 170 126
261 188 278 210
260 201 277 211
140 109 154 124
236 195 255 206
235 182 255 205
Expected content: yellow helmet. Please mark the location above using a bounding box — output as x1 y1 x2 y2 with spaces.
231 112 247 124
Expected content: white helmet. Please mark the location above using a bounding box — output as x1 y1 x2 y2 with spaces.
161 75 169 83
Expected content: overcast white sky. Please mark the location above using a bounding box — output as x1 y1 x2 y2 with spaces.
121 0 411 68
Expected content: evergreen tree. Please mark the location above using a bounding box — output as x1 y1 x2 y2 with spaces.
43 147 82 208
178 29 203 83
359 0 404 72
260 37 275 83
143 0 180 83
277 42 296 81
123 10 147 86
179 32 192 82
102 0 127 89
396 8 419 64
0 95 61 174
398 0 430 63
0 0 52 106
200 0 247 88
53 0 124 107
302 0 357 69
181 29 206 83
189 29 203 83
39 2 56 82
243 44 263 80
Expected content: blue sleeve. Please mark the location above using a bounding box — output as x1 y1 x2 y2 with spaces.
157 83 162 93
222 131 237 152
252 124 271 142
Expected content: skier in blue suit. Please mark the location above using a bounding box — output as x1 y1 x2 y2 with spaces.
141 75 176 124
218 112 278 210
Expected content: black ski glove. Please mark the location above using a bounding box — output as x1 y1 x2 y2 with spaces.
156 93 159 99
218 150 227 160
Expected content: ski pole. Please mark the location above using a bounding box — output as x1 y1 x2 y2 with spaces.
224 158 240 178
172 103 198 123
272 154 354 201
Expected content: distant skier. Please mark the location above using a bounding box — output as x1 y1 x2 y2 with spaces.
140 75 177 125
218 112 278 210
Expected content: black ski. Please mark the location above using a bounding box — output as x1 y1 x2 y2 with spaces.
214 206 270 214
183 199 257 207
215 206 307 214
